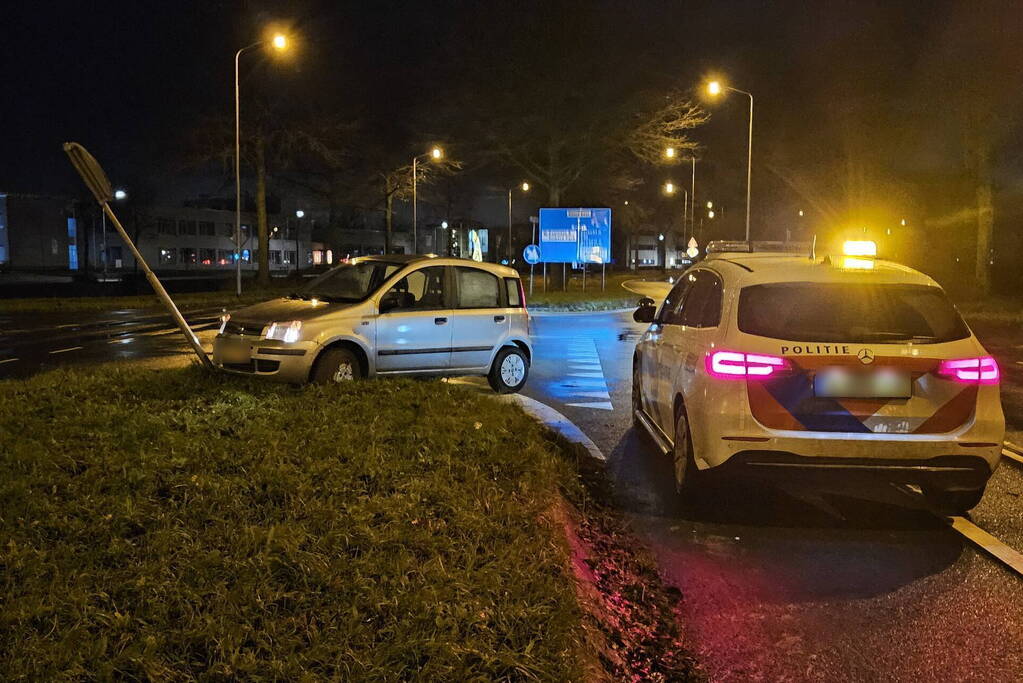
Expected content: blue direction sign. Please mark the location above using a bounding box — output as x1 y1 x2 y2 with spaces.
522 244 542 264
538 208 612 264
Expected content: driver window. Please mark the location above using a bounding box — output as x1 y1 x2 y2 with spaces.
659 272 696 325
382 266 446 311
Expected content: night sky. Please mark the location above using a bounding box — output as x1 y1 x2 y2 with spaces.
3 0 1021 238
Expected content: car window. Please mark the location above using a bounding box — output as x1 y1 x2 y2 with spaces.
456 267 500 308
737 282 970 343
659 272 695 325
679 271 722 328
505 278 522 307
381 266 446 310
303 260 403 303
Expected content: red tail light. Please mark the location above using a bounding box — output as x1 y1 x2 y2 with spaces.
937 356 999 385
706 351 791 379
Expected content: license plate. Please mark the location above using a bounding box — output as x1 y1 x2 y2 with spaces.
814 368 911 399
217 340 251 364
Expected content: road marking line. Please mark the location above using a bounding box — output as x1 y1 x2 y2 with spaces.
561 379 608 387
949 516 1023 577
565 401 614 411
0 357 19 365
570 364 603 370
49 346 84 354
568 372 605 378
1002 446 1023 466
570 390 611 399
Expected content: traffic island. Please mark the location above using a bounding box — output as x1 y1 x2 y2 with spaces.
0 364 698 680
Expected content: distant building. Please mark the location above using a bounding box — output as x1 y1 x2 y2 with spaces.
0 193 78 271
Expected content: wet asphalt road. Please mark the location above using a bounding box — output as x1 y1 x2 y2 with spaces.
6 305 1023 680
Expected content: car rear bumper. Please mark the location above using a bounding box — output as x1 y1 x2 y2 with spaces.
713 450 993 493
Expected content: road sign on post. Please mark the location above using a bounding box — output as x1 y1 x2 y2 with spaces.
538 208 612 264
523 244 541 264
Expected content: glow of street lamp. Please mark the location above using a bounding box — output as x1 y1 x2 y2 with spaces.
430 146 443 159
665 146 676 158
441 221 449 229
295 210 305 218
708 210 715 219
114 189 127 200
272 33 288 50
901 218 907 226
521 181 529 192
707 80 722 96
706 201 713 209
799 210 804 217
664 181 675 195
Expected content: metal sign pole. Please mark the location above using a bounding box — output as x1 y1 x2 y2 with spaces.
582 262 586 292
602 262 606 291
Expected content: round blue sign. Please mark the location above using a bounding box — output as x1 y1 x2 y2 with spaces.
522 244 542 265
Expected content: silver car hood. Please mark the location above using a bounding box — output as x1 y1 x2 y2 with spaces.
229 297 361 324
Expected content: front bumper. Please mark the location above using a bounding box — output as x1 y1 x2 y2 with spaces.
212 335 319 383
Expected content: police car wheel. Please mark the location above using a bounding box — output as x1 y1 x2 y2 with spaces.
672 407 697 496
923 487 985 515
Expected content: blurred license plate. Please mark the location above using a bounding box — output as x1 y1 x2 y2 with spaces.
218 340 251 364
814 368 911 399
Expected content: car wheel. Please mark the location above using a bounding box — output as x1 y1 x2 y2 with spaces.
311 347 362 384
923 486 985 515
632 359 643 429
672 406 698 497
488 346 529 394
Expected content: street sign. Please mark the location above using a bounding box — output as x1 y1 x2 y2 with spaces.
686 236 700 259
538 208 612 264
523 244 541 264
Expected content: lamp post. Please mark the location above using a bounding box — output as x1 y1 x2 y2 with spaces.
507 181 529 262
102 189 127 279
706 79 753 242
411 146 443 254
235 32 289 296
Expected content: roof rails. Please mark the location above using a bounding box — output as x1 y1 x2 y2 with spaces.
705 240 811 255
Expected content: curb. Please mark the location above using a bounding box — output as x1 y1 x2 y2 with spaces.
502 393 607 462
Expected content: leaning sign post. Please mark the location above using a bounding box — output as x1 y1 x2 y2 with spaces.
537 208 612 291
63 142 213 368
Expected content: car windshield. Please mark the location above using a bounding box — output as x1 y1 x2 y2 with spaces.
295 260 404 303
737 282 970 343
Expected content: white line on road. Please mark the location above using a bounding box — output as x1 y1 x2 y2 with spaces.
571 391 612 399
565 401 614 411
0 357 19 365
949 516 1023 578
49 346 84 354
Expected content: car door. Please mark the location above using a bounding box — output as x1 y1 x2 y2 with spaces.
650 273 696 432
449 266 506 370
375 265 453 372
673 269 723 400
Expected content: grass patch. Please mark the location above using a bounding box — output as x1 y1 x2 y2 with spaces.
0 365 588 679
0 285 294 315
527 271 656 311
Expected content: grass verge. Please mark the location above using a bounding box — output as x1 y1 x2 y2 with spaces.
0 365 589 679
527 271 646 311
0 286 293 315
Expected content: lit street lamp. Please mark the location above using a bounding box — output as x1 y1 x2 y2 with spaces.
507 181 530 261
102 188 127 278
706 79 754 242
412 146 443 254
234 31 290 295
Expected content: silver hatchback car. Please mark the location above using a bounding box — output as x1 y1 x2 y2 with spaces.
213 255 533 393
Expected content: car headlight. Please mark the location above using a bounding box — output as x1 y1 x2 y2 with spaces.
265 320 302 343
218 313 230 334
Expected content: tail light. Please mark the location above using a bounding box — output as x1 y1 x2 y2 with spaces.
937 356 999 385
706 351 791 379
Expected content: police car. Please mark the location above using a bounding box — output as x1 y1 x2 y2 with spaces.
631 240 1004 513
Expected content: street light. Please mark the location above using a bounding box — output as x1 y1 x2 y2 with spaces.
114 189 127 200
101 188 128 278
665 146 677 159
235 30 292 295
508 181 530 261
295 210 305 219
664 181 675 195
706 78 754 242
412 146 444 254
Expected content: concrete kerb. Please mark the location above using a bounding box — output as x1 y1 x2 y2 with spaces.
501 393 607 463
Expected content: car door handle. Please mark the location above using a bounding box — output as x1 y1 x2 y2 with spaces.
434 317 448 325
493 315 506 322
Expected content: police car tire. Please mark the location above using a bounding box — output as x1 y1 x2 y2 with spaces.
488 347 529 394
923 487 985 515
311 347 362 384
673 407 698 496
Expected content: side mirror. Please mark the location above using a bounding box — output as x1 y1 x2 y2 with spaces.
633 297 656 323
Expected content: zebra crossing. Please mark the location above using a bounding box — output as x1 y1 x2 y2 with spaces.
560 337 614 411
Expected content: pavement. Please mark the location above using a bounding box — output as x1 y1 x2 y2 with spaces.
6 303 1023 680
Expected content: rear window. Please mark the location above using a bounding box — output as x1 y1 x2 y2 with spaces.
737 282 970 343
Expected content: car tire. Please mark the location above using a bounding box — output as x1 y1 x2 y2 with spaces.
311 347 362 384
488 346 529 394
923 486 985 515
672 406 699 497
